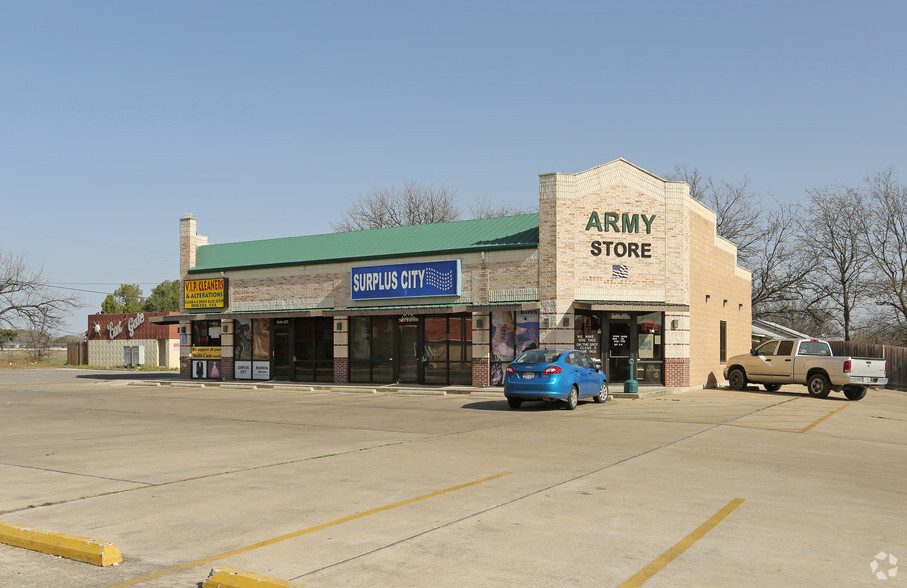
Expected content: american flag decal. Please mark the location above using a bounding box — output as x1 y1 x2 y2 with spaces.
612 264 628 279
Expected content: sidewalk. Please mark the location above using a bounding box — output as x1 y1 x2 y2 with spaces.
128 377 690 399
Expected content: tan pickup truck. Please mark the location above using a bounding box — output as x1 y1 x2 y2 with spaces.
724 338 888 400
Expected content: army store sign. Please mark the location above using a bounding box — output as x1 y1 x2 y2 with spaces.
585 211 656 258
184 278 228 309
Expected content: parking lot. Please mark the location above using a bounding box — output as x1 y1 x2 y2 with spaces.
1 369 905 587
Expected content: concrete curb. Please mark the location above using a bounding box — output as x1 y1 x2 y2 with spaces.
0 522 122 566
127 381 160 387
394 388 447 396
219 383 259 390
204 566 302 587
335 387 377 394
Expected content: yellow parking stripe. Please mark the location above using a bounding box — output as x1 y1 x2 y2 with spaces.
799 404 850 433
105 472 511 588
619 498 745 587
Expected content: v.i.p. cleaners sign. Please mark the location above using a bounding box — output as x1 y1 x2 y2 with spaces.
351 260 461 300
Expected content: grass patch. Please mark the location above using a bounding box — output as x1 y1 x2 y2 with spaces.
0 349 176 371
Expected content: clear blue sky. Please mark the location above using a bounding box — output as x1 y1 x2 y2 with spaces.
2 1 905 336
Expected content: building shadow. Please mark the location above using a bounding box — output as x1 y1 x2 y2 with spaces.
75 371 181 382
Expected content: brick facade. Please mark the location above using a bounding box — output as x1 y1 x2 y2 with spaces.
177 159 751 390
334 356 349 383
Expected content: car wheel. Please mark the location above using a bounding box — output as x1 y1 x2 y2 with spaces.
727 368 747 390
593 381 609 403
807 373 831 398
564 386 578 410
764 383 781 392
507 397 522 409
843 386 867 401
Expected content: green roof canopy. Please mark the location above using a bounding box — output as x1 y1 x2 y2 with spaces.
190 214 540 273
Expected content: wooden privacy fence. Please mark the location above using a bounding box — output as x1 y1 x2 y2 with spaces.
828 341 906 390
67 342 88 366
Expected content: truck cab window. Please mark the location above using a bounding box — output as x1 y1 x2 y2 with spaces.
776 341 794 356
755 341 779 356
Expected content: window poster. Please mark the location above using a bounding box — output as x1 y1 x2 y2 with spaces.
234 319 252 361
490 310 540 385
491 311 516 362
515 310 540 355
639 333 655 359
234 361 252 379
193 360 222 379
253 361 270 380
253 319 270 361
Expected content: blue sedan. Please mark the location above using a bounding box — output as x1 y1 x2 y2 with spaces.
504 348 608 410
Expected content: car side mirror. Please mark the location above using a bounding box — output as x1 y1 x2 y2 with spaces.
750 349 757 356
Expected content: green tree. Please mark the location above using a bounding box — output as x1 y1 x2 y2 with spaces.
101 284 144 314
143 280 180 312
0 329 16 349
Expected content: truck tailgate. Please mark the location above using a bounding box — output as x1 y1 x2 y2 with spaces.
849 357 887 379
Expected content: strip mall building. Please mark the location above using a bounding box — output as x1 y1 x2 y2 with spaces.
165 159 752 388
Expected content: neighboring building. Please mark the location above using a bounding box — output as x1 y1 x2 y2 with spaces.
752 318 811 346
87 312 180 368
159 159 752 388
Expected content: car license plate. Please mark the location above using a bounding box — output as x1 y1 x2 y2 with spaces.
863 377 874 383
522 373 535 380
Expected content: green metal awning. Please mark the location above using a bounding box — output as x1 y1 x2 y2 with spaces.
190 214 540 274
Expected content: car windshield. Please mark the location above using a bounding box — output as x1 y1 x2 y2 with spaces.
514 349 564 364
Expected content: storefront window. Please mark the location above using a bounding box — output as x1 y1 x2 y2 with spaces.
490 310 539 385
350 314 472 385
635 312 663 385
233 319 253 380
192 320 222 347
424 316 472 385
293 317 334 381
575 313 601 358
234 319 252 361
349 317 371 383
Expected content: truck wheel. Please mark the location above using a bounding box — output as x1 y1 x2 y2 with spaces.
843 387 867 401
728 368 747 390
807 374 831 398
764 383 781 392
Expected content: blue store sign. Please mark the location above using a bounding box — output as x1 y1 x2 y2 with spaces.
351 260 461 300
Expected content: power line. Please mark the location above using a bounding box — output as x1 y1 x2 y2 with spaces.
0 226 171 259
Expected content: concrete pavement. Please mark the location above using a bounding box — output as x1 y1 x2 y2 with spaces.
0 368 904 587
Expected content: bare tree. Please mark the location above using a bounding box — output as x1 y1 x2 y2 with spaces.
861 168 907 333
667 165 763 264
803 185 869 340
0 250 80 336
20 323 52 362
332 181 460 232
467 197 537 219
749 202 817 321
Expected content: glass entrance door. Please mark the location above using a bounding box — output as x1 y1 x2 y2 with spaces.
607 321 632 383
273 319 291 380
396 323 419 383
